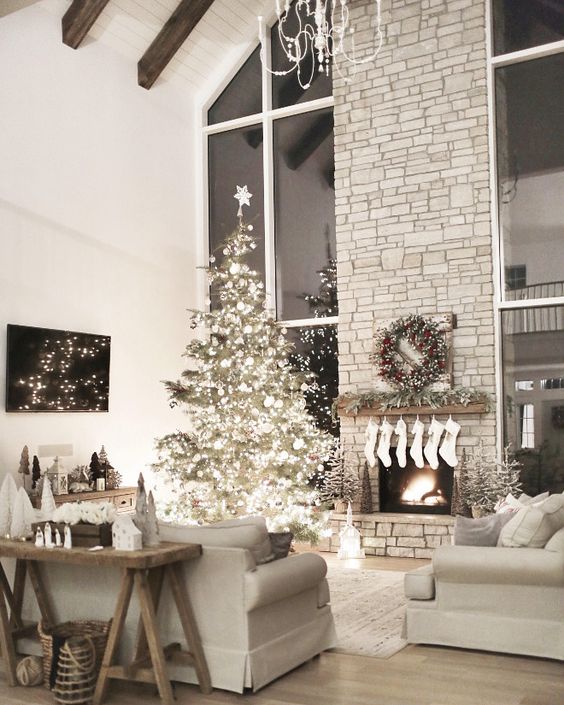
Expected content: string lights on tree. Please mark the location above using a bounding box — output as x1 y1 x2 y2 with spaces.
153 187 334 541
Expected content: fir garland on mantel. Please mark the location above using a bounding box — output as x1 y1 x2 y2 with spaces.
333 386 492 419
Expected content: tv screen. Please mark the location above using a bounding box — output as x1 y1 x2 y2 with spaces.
6 324 111 412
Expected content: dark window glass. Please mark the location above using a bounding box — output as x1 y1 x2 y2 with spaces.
502 305 564 494
505 265 527 291
273 109 335 320
207 46 262 125
496 53 564 300
493 0 564 56
208 126 265 300
271 2 332 109
287 324 339 437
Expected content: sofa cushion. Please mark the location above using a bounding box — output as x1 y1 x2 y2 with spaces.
498 494 564 548
545 526 564 552
494 491 549 514
404 564 435 600
158 521 272 564
454 514 513 546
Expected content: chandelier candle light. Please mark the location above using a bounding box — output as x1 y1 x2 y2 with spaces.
258 0 383 89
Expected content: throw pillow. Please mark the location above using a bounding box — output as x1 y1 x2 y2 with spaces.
268 532 294 560
495 491 549 513
454 514 513 546
498 494 564 548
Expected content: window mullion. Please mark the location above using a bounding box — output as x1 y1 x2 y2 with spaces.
262 31 276 315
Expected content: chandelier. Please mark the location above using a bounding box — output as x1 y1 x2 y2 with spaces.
258 0 383 90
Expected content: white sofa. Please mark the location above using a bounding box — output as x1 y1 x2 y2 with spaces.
14 518 337 693
404 528 564 660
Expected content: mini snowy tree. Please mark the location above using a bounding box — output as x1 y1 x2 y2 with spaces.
18 446 30 482
319 444 361 506
458 441 522 514
31 456 41 491
360 463 373 513
153 187 334 541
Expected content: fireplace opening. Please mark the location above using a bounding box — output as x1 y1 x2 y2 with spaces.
378 448 454 514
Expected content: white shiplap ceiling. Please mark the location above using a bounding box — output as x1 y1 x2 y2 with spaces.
5 0 273 100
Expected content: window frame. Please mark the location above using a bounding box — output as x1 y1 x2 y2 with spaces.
200 23 336 329
486 3 564 453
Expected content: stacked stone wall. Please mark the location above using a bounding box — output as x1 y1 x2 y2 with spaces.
333 0 496 505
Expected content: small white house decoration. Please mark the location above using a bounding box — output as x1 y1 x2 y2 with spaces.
112 515 142 552
337 503 365 559
46 456 68 496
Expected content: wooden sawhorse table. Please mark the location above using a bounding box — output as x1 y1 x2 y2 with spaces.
0 539 212 704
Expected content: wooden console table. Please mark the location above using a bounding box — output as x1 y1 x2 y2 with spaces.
0 539 212 704
31 486 137 514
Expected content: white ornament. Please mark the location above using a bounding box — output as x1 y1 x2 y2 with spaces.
245 357 254 366
293 438 305 450
279 451 289 461
243 325 253 334
263 396 274 408
234 185 252 215
274 400 284 409
236 301 245 311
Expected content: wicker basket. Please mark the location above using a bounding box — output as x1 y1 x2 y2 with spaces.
38 620 111 690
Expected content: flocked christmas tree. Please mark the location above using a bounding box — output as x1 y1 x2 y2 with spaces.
153 187 334 541
458 441 522 514
319 443 361 507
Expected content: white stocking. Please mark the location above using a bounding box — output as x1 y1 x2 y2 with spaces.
377 420 394 468
439 417 461 467
364 418 379 468
394 418 407 468
410 420 425 469
424 418 445 470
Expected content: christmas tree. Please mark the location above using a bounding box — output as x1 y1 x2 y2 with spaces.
289 230 339 438
458 441 522 514
153 187 334 541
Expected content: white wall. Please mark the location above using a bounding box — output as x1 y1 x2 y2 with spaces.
0 5 200 485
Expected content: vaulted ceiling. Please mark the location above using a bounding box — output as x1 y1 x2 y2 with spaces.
2 0 271 99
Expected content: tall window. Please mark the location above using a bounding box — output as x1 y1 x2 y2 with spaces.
204 17 338 436
491 1 564 493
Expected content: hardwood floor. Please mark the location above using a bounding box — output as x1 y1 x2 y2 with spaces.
2 555 563 705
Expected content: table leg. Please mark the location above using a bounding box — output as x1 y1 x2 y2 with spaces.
167 562 212 694
93 568 135 705
133 566 165 663
27 561 55 628
0 562 23 630
0 560 17 686
135 570 174 705
10 561 26 630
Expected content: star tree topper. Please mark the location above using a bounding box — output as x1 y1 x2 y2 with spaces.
234 185 252 218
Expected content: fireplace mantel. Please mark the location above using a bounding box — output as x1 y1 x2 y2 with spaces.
337 401 487 417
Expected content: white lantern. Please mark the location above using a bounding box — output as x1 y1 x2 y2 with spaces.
337 503 365 559
46 457 68 496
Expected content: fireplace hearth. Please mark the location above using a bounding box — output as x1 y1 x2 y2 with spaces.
378 448 454 514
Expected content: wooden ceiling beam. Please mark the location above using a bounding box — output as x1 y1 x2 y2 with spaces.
62 0 110 49
138 0 215 90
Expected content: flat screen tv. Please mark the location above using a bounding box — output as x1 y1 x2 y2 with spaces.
6 324 111 412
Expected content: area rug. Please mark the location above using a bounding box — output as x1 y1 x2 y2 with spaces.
326 565 408 658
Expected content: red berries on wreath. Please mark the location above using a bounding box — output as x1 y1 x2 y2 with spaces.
374 314 448 393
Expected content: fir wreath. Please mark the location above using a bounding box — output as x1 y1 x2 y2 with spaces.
375 314 447 393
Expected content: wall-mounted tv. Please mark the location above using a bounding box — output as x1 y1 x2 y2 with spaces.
6 324 111 412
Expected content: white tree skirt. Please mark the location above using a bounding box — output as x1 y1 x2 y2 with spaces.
326 566 408 658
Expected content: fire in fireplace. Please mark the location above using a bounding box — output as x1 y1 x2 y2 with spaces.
378 448 454 514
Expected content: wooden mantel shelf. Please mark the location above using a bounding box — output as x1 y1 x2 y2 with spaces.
338 402 488 417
